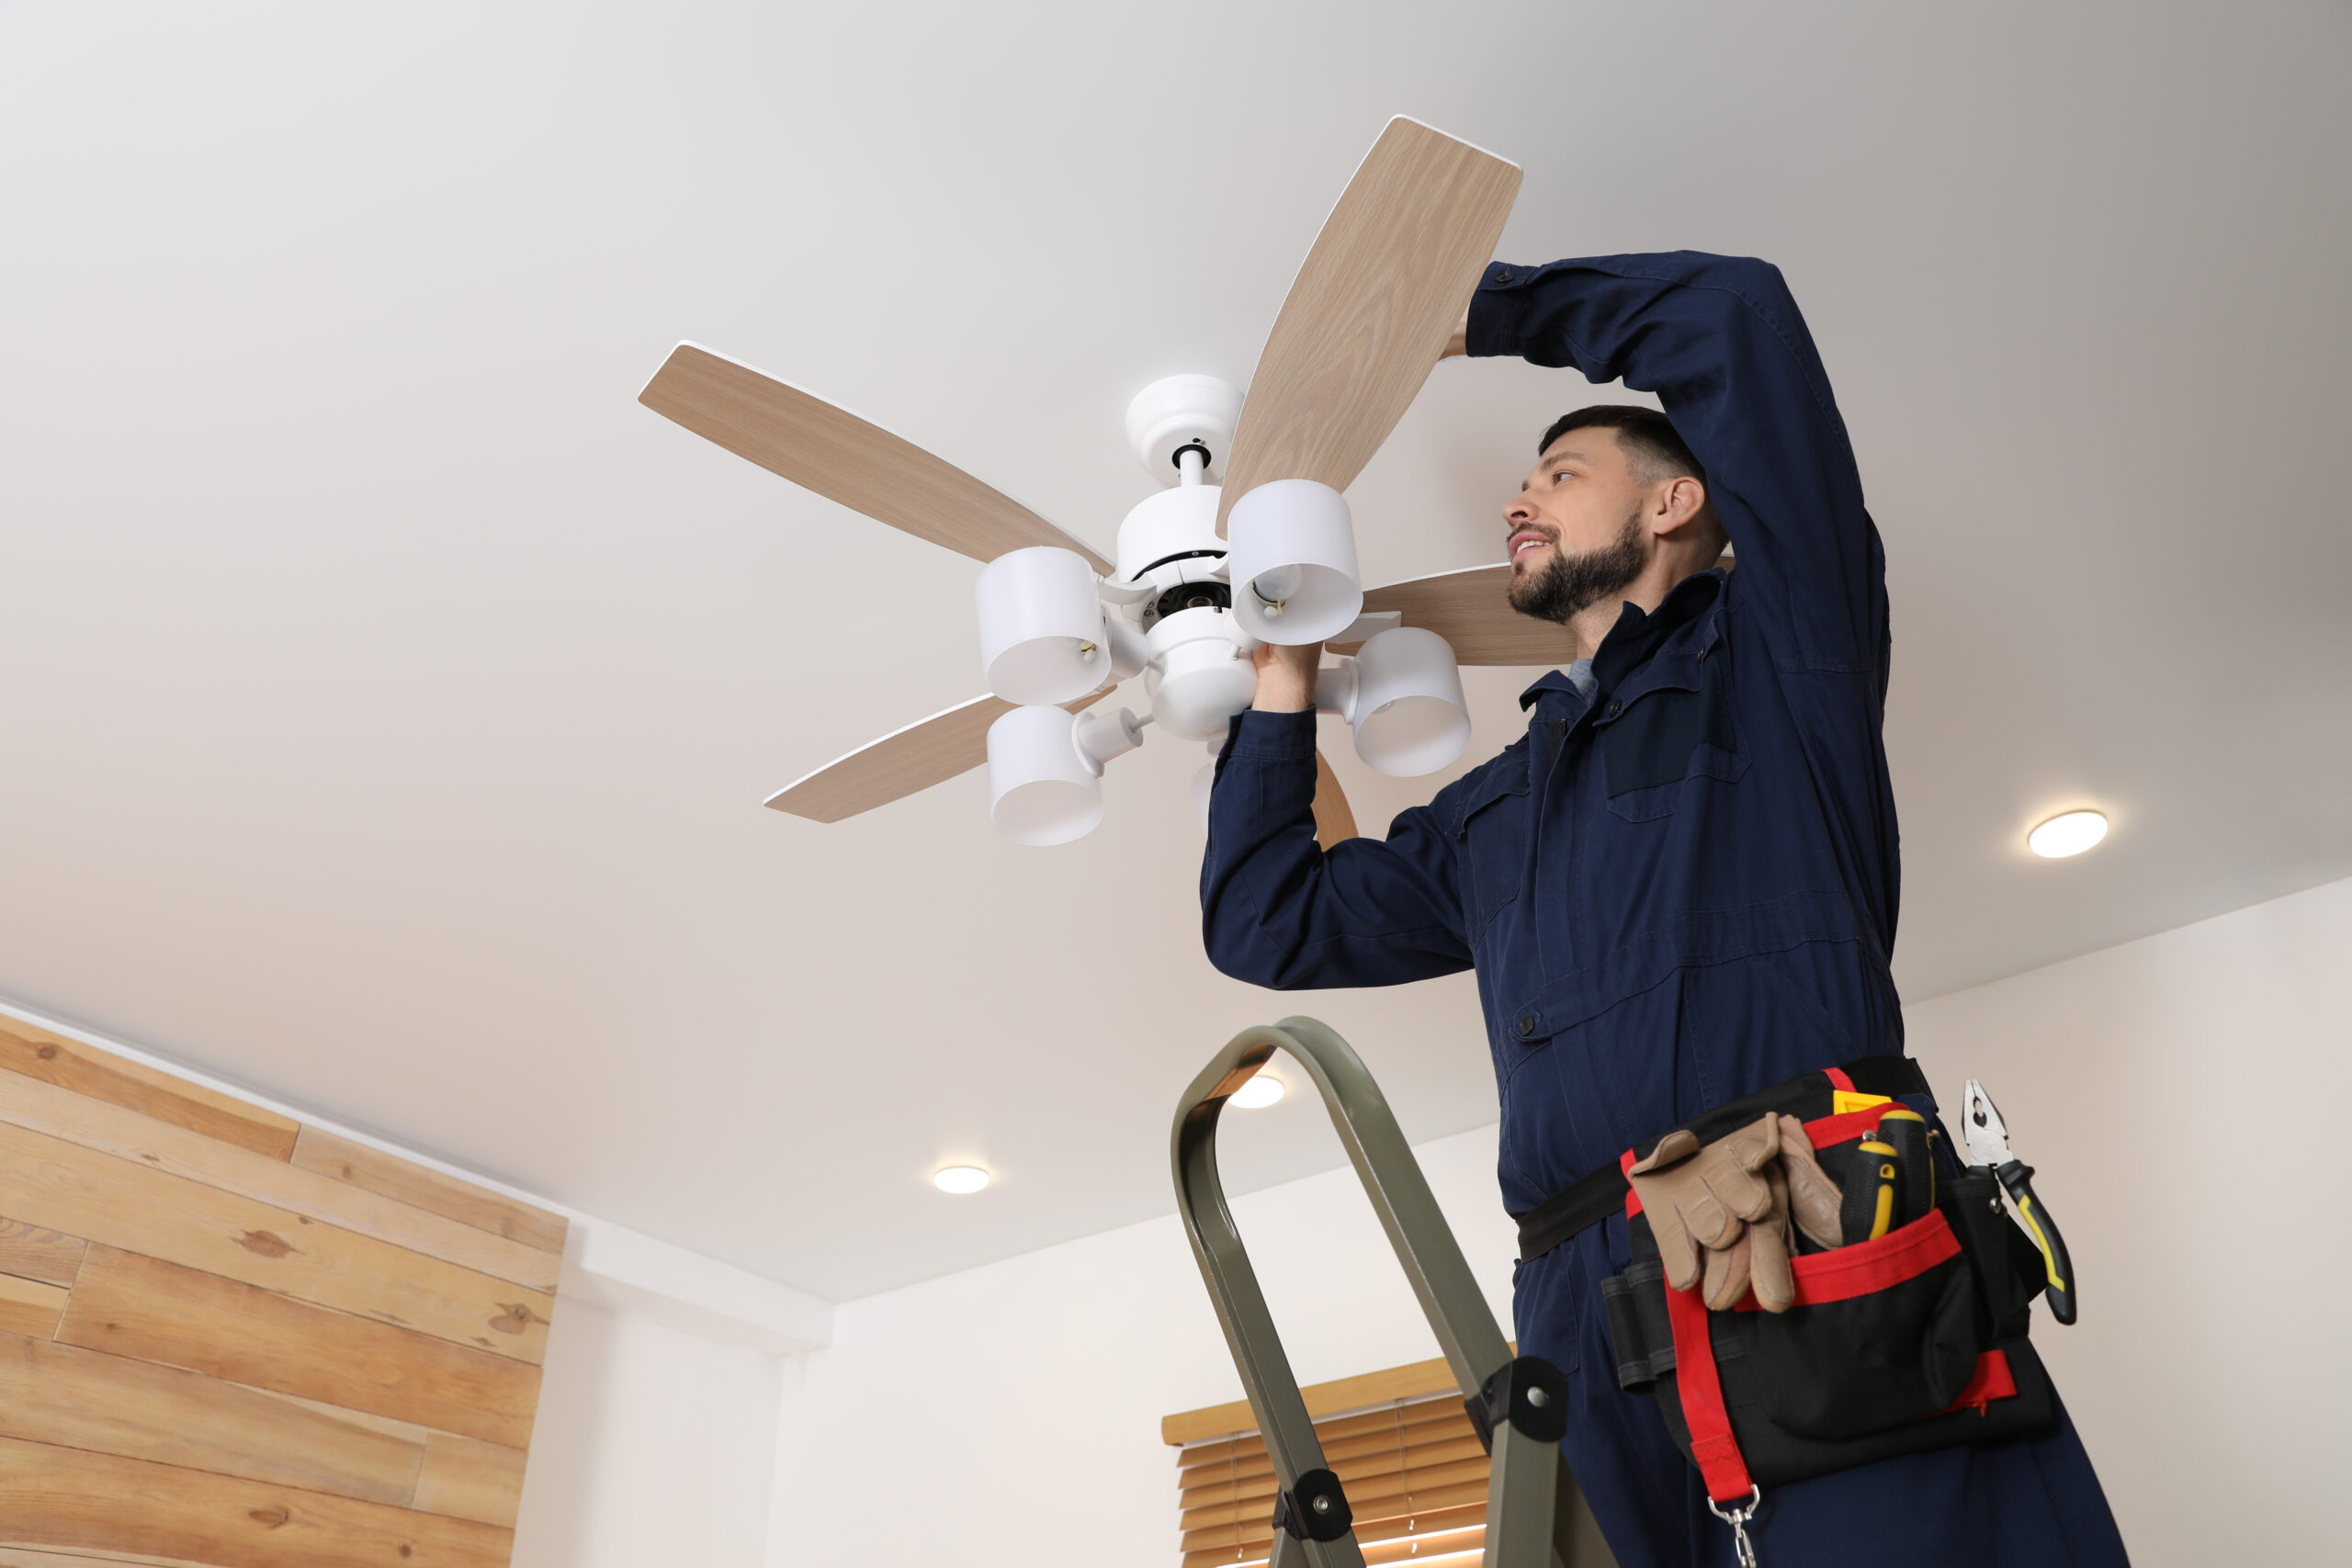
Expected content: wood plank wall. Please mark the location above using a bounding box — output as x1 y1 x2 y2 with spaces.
0 1012 567 1567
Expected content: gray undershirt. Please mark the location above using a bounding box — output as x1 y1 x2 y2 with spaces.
1566 658 1598 702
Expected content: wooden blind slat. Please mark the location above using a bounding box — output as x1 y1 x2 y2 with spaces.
1172 1365 1503 1568
1179 1435 1493 1527
1177 1397 1472 1475
1178 1419 1483 1499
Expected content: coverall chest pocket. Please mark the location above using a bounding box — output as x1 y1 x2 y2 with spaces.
1452 753 1532 938
1594 648 1747 822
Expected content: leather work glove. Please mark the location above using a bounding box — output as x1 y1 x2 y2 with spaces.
1626 1114 1781 1295
1777 1113 1846 1252
1702 1159 1795 1313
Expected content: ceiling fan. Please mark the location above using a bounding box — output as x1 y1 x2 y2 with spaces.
639 118 1582 848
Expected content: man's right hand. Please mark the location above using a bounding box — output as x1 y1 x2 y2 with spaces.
1250 641 1322 713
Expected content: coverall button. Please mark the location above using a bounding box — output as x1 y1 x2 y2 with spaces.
1493 267 1514 283
1606 698 1623 717
1517 1016 1537 1037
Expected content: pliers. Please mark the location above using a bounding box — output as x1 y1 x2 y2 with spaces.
1962 1079 2078 1326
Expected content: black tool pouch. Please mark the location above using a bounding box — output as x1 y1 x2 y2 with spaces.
1601 1099 2059 1492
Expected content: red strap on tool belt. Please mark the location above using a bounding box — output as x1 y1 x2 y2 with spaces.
1622 1150 1756 1505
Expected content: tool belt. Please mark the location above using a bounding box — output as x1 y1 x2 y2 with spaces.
1521 1058 2060 1499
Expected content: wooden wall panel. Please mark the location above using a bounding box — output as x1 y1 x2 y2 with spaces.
0 1120 552 1362
60 1247 542 1448
0 1069 558 1292
413 1433 529 1529
0 1016 299 1160
0 1218 85 1287
0 1332 424 1505
291 1128 568 1255
0 1436 513 1568
0 1277 66 1339
0 1019 565 1566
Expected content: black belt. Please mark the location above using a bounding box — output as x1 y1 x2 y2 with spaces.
1513 1055 1931 1262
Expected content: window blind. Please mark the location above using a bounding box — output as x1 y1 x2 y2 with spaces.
1175 1389 1493 1568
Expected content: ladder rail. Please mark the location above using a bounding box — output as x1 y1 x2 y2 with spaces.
1170 1016 1589 1568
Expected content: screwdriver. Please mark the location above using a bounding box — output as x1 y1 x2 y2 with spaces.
1876 1108 1935 1229
1841 1134 1901 1245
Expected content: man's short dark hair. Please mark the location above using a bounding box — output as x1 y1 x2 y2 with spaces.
1539 405 1705 487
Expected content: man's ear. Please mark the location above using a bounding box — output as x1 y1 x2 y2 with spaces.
1650 476 1710 536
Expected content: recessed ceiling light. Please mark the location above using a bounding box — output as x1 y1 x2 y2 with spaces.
932 1165 990 1194
2028 810 2109 859
1229 1074 1285 1110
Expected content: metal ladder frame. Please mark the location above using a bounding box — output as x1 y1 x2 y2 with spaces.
1170 1015 1614 1568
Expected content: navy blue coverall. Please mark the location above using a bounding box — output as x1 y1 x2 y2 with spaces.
1201 254 2127 1567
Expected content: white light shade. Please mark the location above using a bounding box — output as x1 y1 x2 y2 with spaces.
1346 627 1471 776
933 1166 990 1194
2029 809 2109 859
976 546 1108 705
1227 479 1363 646
987 704 1102 845
1229 1074 1284 1110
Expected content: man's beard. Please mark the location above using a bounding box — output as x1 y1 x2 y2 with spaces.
1508 507 1648 625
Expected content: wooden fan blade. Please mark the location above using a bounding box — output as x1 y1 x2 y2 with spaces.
766 690 1109 823
641 344 1113 575
1216 118 1521 535
1311 749 1359 850
1340 555 1739 666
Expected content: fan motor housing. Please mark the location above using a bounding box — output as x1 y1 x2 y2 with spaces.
1114 482 1227 594
1125 374 1240 483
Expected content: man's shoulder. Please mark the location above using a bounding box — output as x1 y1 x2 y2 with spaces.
1424 726 1536 835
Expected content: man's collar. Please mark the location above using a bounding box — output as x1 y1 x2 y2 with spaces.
1515 568 1726 710
1519 669 1582 710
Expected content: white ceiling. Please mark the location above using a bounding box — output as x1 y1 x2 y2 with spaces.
3 2 2346 1302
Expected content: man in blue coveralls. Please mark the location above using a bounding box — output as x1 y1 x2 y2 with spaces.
1200 254 2127 1567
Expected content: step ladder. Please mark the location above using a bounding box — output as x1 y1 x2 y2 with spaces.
1170 1015 1619 1568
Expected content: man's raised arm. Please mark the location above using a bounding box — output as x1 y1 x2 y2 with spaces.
1467 253 1887 679
1198 686 1475 991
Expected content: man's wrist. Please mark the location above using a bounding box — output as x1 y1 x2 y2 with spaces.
1251 683 1315 713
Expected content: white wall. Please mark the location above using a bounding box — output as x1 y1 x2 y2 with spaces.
767 1124 1522 1568
513 1295 784 1565
769 874 2352 1568
1904 874 2352 1568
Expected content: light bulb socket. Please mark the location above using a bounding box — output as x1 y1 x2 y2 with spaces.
1227 479 1363 646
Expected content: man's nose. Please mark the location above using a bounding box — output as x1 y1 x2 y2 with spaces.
1502 493 1534 526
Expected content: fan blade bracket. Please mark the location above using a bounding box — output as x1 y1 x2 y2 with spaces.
1322 609 1403 652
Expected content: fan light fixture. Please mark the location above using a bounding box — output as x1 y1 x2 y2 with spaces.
986 704 1146 846
975 546 1111 705
644 118 1529 848
1227 479 1365 646
933 1165 990 1194
2028 809 2109 859
1229 1074 1285 1110
1317 626 1473 776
